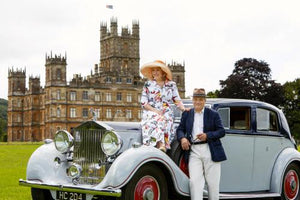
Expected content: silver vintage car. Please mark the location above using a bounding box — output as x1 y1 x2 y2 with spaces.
20 99 300 200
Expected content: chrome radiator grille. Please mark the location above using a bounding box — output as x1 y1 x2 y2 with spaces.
73 129 106 184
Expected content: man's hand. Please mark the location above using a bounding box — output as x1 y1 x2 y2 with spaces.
197 133 207 141
180 138 190 150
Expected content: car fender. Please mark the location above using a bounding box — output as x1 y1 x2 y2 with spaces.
98 145 190 196
270 147 300 193
26 142 69 183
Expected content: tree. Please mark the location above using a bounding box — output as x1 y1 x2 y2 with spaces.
282 79 300 140
0 98 8 141
218 58 284 106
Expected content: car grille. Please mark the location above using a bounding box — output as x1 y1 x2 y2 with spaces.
73 129 107 185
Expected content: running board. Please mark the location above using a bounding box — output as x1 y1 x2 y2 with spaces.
218 192 280 199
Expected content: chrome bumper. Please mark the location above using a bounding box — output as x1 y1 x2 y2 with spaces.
19 179 121 197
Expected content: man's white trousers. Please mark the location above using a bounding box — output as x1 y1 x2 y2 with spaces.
189 143 221 200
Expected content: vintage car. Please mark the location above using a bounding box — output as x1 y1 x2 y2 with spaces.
19 98 300 200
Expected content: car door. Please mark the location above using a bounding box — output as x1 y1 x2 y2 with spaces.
251 106 291 190
217 106 255 192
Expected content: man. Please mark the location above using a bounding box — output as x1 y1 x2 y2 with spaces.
176 88 227 200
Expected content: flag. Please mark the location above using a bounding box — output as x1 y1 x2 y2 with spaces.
106 5 113 9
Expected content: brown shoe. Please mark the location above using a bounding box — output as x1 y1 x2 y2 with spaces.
159 146 167 153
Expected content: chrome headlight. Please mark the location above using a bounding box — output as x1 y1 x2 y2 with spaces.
68 163 82 178
101 130 122 156
54 130 74 153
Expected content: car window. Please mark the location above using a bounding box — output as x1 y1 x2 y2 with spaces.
256 108 279 132
218 107 251 130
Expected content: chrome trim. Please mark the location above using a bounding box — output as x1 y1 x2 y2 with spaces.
19 179 121 197
218 192 280 199
73 129 106 184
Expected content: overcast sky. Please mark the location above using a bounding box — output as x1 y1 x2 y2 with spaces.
1 0 300 100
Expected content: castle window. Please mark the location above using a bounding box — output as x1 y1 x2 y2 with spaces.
82 108 89 118
176 76 181 85
82 91 88 100
70 91 76 101
127 93 132 102
57 90 61 100
106 77 112 83
17 99 22 107
95 92 101 101
123 42 128 51
138 109 142 119
57 69 62 80
106 93 112 102
70 108 76 118
126 78 132 84
106 109 112 118
117 92 122 101
126 110 132 119
17 114 21 122
122 60 128 71
116 77 122 83
95 109 101 119
57 107 61 117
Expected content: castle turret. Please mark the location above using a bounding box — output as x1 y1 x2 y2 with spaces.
121 26 129 37
132 20 139 37
8 68 26 96
168 61 186 98
110 18 118 36
45 52 67 87
28 76 41 94
100 22 107 39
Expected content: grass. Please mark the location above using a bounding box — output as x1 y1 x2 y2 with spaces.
0 142 43 200
1 142 300 200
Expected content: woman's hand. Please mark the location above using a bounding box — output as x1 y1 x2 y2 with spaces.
154 109 163 115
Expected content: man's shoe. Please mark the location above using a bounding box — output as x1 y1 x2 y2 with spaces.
159 146 167 153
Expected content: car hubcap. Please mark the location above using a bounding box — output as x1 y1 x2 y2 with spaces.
134 176 159 200
284 170 299 200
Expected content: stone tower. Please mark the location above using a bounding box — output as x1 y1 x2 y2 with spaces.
99 18 140 77
45 52 67 87
7 68 26 141
168 61 186 98
44 53 68 139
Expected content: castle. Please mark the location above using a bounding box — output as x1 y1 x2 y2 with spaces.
7 19 185 142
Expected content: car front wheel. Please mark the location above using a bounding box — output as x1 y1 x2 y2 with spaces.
282 163 300 200
120 163 168 200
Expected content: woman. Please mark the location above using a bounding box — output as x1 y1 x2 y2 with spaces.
140 60 186 152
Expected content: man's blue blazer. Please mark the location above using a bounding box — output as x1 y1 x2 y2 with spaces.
176 107 227 162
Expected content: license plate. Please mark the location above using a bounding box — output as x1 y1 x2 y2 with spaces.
56 191 86 200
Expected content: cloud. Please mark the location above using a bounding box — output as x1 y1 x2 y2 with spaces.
0 0 300 99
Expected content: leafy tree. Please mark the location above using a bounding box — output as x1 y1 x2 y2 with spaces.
0 98 8 141
207 90 220 98
282 79 300 140
218 58 284 106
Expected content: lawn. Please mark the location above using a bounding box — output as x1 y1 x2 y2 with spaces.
0 142 42 200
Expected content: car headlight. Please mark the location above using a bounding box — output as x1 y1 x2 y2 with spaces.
54 130 74 153
101 130 122 156
68 163 82 178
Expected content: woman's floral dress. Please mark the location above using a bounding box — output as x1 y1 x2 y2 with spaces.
141 80 183 149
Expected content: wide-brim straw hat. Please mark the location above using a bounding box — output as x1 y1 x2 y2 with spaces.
140 60 172 81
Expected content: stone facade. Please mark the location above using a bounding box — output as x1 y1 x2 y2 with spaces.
7 19 186 142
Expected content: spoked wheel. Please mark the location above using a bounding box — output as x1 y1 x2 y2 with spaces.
121 163 168 200
282 163 300 200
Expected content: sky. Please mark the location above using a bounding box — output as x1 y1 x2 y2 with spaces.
1 0 300 99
